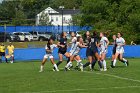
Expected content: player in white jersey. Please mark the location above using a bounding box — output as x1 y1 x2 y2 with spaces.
65 36 87 71
113 33 129 67
99 32 109 71
39 38 59 72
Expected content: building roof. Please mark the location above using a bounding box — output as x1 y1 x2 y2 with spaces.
49 9 80 15
37 7 80 16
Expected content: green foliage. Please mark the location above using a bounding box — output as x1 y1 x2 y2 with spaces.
0 0 140 44
49 0 82 9
80 0 140 44
38 11 50 26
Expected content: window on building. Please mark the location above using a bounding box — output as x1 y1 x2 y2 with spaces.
51 17 54 21
48 10 50 13
56 17 58 21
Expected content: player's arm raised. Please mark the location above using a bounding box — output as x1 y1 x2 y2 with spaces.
78 43 87 48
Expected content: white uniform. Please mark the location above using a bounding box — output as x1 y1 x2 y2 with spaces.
44 44 57 59
70 40 80 56
116 37 125 54
100 36 108 54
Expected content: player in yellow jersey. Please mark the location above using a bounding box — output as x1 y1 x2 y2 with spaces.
6 42 15 63
0 43 7 63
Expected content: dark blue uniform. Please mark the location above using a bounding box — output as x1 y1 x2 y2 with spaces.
58 37 67 55
112 40 117 55
86 36 98 57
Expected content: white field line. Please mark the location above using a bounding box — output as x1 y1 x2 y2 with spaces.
59 68 140 83
21 86 140 93
83 71 140 83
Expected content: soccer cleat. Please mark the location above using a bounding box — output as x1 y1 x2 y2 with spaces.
126 60 129 66
67 67 71 71
80 66 83 72
56 69 59 72
104 68 107 71
124 61 129 67
110 65 115 68
39 70 43 72
90 68 93 71
100 68 103 71
89 64 92 70
64 67 70 71
10 61 13 64
52 68 56 71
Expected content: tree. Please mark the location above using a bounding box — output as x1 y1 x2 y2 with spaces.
80 0 140 44
12 10 27 26
38 11 50 26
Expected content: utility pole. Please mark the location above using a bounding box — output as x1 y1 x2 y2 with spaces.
59 6 64 32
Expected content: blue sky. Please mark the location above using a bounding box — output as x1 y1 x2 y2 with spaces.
0 0 3 3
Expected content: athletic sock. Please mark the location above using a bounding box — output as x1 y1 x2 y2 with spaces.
65 61 72 68
56 61 62 66
91 60 96 69
83 62 90 68
113 59 117 66
103 60 107 69
98 61 102 69
0 59 2 63
54 64 59 71
40 65 44 71
77 60 83 66
111 61 113 66
67 57 70 63
5 58 8 63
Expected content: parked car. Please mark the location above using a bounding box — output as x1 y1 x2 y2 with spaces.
45 32 56 41
0 32 11 42
29 31 51 41
0 32 19 42
21 32 33 41
12 32 25 41
9 33 20 42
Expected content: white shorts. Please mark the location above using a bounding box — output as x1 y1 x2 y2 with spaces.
116 48 124 54
69 50 79 56
44 54 53 59
100 48 107 54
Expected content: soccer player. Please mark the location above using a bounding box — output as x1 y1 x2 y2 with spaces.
65 36 87 71
99 32 109 71
112 32 129 67
39 38 59 72
84 31 91 45
110 35 117 67
0 43 7 63
83 31 103 71
54 32 70 69
68 32 83 69
6 42 15 63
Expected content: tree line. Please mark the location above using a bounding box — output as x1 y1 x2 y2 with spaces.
0 0 140 44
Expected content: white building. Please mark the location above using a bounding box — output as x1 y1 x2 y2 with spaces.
36 7 80 26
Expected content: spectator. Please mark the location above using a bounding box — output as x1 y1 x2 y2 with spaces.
6 42 15 63
0 43 7 63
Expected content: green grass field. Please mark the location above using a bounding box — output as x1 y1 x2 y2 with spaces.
0 58 140 93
